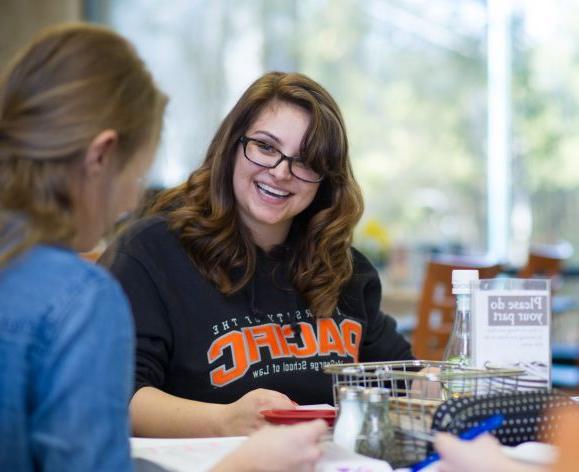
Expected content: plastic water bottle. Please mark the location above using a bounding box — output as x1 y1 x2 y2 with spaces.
333 386 365 451
442 269 479 396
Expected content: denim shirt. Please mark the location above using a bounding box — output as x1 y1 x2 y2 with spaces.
0 245 134 471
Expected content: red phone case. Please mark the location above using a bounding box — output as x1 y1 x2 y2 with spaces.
261 409 336 426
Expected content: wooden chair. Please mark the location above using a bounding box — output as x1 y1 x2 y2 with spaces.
412 255 503 361
518 242 574 319
518 242 573 284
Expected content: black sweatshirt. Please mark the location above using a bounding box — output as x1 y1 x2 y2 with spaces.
100 216 413 405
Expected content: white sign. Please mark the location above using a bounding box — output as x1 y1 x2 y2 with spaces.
471 278 551 390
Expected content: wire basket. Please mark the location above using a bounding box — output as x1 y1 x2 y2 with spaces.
324 360 526 467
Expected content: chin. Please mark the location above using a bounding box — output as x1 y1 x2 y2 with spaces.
255 214 288 227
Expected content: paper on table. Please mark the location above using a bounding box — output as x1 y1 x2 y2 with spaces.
131 438 392 472
131 437 246 472
501 442 558 466
390 442 559 472
318 442 393 471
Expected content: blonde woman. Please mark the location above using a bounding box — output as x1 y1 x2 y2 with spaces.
0 25 325 472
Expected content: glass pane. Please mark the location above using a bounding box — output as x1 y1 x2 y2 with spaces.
512 1 579 265
297 0 488 271
92 0 489 275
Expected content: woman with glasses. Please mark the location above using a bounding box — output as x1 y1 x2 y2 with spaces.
101 71 414 438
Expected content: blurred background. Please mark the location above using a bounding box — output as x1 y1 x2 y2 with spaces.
5 1 579 270
3 0 579 386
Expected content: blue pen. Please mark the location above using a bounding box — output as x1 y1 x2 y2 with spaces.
410 414 505 472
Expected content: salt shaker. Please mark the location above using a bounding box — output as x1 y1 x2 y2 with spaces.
332 386 365 451
356 387 396 463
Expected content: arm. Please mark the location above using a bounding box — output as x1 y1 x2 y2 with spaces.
551 405 579 472
104 250 294 437
30 271 133 471
355 260 438 395
131 385 295 437
354 252 414 362
211 420 327 472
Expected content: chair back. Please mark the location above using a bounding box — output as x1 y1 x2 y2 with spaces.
412 256 502 361
518 242 573 280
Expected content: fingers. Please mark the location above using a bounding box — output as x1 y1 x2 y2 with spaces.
297 446 323 472
291 422 326 471
435 432 504 472
252 388 296 409
434 432 463 455
289 420 327 462
229 389 297 435
267 395 295 409
295 419 328 441
247 422 326 472
411 367 442 399
435 432 497 455
435 433 471 472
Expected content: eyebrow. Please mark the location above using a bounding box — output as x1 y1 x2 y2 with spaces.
251 130 282 145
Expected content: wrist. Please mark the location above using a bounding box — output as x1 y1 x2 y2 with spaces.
216 402 233 436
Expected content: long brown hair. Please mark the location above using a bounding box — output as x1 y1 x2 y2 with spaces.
153 72 363 318
0 23 166 267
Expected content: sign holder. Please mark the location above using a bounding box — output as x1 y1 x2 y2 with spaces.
471 278 551 390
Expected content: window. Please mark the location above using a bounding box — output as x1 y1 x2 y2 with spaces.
511 1 579 265
90 0 579 267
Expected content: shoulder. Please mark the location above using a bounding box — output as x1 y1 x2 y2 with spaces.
1 245 128 329
8 245 119 296
338 247 383 320
342 247 382 301
101 215 181 263
116 215 173 248
350 247 379 279
339 247 381 297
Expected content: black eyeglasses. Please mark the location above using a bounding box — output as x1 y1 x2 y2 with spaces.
239 136 323 183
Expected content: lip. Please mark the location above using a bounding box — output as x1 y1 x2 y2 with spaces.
254 181 294 204
255 181 294 196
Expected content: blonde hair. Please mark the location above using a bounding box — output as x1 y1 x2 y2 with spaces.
152 72 363 318
0 23 167 266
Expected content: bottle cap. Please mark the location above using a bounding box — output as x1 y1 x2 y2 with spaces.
363 387 390 403
452 269 479 295
338 386 364 401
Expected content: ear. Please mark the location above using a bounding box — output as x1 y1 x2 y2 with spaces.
82 129 119 176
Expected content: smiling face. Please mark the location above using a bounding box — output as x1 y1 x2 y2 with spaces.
233 100 320 250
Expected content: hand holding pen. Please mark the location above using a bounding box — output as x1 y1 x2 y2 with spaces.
411 414 505 471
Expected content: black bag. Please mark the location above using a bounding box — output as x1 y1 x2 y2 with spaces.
430 391 574 446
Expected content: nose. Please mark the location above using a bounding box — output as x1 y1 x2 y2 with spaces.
268 158 292 181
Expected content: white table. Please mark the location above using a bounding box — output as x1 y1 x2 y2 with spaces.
131 437 392 472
